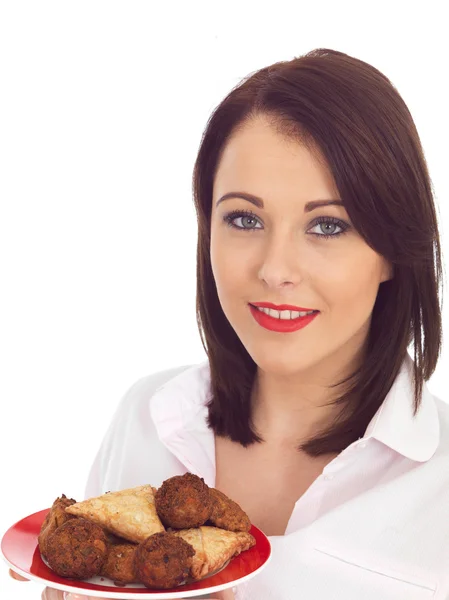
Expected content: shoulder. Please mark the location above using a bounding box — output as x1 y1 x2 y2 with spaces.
118 363 196 411
84 363 206 496
117 361 211 424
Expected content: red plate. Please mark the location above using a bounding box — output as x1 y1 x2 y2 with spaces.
1 508 271 599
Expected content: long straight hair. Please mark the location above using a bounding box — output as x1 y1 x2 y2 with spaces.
192 48 445 457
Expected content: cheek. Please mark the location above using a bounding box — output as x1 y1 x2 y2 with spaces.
317 250 385 310
212 260 246 308
210 229 249 293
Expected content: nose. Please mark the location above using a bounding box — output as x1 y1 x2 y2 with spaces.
257 230 303 288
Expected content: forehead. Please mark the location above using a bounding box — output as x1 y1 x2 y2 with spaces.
213 118 339 203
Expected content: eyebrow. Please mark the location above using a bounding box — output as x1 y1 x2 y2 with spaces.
215 192 344 213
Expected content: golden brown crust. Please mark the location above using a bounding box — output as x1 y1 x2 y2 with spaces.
101 542 139 584
155 473 213 529
45 518 108 579
40 475 256 588
38 495 77 560
209 488 252 532
174 526 256 580
65 485 165 543
171 527 206 579
133 532 195 589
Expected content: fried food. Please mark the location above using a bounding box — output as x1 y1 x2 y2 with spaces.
38 494 77 560
45 518 108 579
171 527 205 579
174 525 256 580
101 542 139 585
208 488 251 532
65 485 164 543
103 531 128 545
133 531 195 589
155 473 213 529
39 475 256 588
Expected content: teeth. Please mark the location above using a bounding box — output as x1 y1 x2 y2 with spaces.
257 307 315 319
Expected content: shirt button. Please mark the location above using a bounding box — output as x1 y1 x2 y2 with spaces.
324 473 334 480
359 442 367 449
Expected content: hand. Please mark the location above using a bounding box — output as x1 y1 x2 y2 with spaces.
42 589 110 600
11 569 233 599
9 569 29 581
41 589 231 600
210 590 235 600
212 590 235 600
11 568 233 599
190 590 236 599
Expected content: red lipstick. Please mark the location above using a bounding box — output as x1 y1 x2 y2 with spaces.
251 302 317 312
249 303 319 333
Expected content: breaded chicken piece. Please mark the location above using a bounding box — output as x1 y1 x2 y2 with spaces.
101 542 139 584
133 531 195 589
38 494 77 560
208 488 251 532
155 473 213 529
45 517 108 579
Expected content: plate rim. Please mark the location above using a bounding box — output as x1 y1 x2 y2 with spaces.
1 508 272 599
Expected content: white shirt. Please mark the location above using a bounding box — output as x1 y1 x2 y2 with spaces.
85 354 449 599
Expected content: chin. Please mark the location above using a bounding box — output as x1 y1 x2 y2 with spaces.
247 349 321 377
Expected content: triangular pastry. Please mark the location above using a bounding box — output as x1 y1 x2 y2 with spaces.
65 485 165 543
174 525 255 579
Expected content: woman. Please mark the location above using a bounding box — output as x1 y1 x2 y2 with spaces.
13 47 447 599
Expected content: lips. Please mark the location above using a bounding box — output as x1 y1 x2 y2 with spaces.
249 304 319 333
250 302 319 312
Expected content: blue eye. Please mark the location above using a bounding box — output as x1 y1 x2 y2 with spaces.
222 209 350 239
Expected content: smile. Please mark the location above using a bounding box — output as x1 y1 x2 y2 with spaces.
249 304 319 333
253 306 316 319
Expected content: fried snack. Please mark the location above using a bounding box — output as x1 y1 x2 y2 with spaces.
155 473 213 529
65 485 164 543
45 518 108 579
103 530 128 545
133 531 195 589
174 525 255 580
101 542 139 585
171 527 206 578
209 488 251 532
38 494 77 560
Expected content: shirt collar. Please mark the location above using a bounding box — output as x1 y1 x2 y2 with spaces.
363 352 440 462
150 353 440 482
150 361 216 486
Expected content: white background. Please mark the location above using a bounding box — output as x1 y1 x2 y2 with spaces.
1 2 448 598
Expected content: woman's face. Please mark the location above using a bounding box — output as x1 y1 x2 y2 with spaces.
210 116 393 379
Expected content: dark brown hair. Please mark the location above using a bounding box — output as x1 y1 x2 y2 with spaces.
192 48 445 457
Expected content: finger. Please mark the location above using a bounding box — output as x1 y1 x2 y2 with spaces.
64 594 110 600
9 569 29 581
213 589 236 600
42 587 65 600
41 591 97 600
188 591 235 600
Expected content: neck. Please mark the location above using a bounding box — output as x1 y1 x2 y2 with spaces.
250 350 363 444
